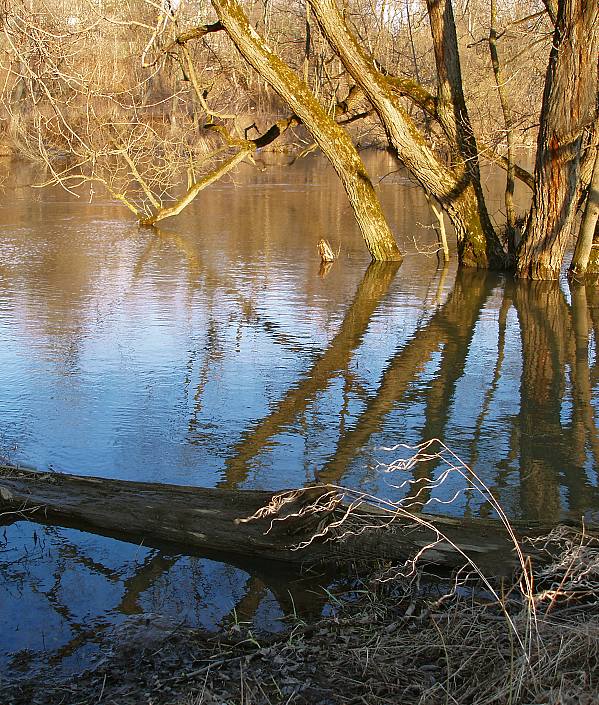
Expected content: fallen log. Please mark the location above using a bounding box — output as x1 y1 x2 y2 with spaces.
0 465 593 573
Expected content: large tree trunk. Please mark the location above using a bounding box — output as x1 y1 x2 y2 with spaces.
210 0 402 262
0 466 586 574
307 0 505 269
516 0 599 279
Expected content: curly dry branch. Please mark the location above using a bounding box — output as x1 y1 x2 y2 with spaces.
238 479 526 652
240 441 543 589
523 525 599 609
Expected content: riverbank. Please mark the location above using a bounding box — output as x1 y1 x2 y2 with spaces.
4 526 598 705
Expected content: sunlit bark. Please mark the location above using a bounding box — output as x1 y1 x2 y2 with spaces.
570 148 599 277
307 0 506 269
516 0 599 279
210 0 402 262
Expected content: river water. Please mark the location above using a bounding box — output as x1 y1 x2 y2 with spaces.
0 152 597 681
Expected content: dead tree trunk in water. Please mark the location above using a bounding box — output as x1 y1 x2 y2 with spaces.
1 466 587 574
516 0 599 279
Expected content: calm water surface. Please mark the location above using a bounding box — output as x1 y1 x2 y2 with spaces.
0 153 597 680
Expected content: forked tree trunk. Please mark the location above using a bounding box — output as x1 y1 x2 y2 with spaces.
307 0 505 269
210 0 402 262
516 0 599 279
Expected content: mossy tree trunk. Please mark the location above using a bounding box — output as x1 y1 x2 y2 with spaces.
307 0 506 269
210 0 402 262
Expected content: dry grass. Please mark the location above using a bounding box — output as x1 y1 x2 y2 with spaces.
9 544 595 704
175 441 599 705
170 530 599 705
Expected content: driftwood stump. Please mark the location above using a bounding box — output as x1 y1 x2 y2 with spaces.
317 239 336 263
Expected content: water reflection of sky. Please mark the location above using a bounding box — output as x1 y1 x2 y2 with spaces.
0 179 447 489
0 153 598 681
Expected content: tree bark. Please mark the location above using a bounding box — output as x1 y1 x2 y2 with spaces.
489 0 517 253
516 0 599 279
210 0 402 262
570 148 599 276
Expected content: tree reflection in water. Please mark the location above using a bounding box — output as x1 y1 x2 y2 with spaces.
0 519 327 680
228 268 599 523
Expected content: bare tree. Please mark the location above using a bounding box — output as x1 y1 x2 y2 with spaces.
2 0 597 278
